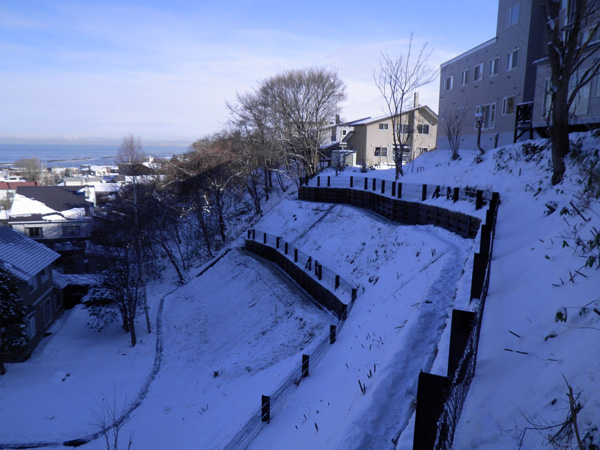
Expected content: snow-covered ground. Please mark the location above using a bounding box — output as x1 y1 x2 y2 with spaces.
1 136 599 449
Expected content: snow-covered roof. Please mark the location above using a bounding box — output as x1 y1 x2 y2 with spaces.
52 270 99 290
9 186 92 222
0 226 60 281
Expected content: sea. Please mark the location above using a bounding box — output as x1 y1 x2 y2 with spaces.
0 143 190 168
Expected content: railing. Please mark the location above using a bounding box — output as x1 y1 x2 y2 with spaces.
302 174 493 208
223 230 358 450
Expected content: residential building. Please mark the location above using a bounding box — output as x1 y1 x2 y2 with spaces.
344 105 438 167
8 186 95 272
437 1 546 151
0 181 38 211
0 226 62 361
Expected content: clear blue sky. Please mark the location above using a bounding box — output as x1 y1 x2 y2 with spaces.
0 0 499 143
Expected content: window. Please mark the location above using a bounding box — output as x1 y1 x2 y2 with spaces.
26 315 36 339
378 123 389 130
342 129 347 136
418 147 429 155
445 75 454 91
417 124 430 134
475 103 496 130
507 48 519 70
490 57 500 76
25 227 43 238
474 63 484 81
374 147 388 157
29 276 38 293
507 3 520 27
397 123 411 134
43 299 52 326
502 96 515 115
62 225 81 237
401 145 411 163
462 69 469 85
593 75 600 97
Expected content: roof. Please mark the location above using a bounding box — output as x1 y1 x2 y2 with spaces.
0 181 38 190
9 186 92 221
52 270 99 290
0 226 60 281
346 105 438 126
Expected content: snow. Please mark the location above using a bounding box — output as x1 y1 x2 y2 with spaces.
1 137 599 449
9 193 56 217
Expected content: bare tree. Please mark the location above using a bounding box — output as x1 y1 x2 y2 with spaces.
259 67 347 180
374 34 437 179
542 0 600 185
443 107 468 160
14 157 42 183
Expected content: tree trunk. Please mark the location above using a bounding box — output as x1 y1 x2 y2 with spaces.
550 87 570 185
129 317 137 347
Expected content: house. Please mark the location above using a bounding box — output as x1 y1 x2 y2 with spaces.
437 1 546 151
0 226 62 361
340 104 438 167
8 186 95 272
0 181 38 212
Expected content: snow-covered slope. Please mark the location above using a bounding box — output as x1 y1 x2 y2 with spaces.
1 135 598 449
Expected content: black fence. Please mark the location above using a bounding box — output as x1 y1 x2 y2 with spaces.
223 231 358 450
299 186 481 239
413 192 500 450
302 175 492 209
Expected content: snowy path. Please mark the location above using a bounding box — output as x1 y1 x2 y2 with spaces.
247 206 473 450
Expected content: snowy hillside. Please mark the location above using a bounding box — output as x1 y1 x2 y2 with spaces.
1 134 599 450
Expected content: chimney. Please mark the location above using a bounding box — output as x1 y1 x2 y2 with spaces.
414 92 419 108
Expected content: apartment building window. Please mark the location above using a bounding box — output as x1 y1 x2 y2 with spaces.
378 123 389 130
475 104 496 130
502 96 515 115
374 147 388 157
417 124 430 134
462 69 469 85
342 129 347 136
418 147 429 155
473 63 484 81
445 75 454 91
490 57 500 76
25 227 43 238
507 48 519 71
507 3 520 27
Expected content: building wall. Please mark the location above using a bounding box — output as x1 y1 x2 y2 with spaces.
9 219 94 241
437 0 545 151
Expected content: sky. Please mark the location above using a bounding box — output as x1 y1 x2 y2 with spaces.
0 0 499 143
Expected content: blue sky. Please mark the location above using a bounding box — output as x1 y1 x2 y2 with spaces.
0 0 498 143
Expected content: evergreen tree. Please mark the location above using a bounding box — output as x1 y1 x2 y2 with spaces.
0 266 29 375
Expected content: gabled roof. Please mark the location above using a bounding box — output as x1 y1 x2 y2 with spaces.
15 186 91 211
346 105 438 126
0 226 60 281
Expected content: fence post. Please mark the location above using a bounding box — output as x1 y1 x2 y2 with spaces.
327 176 331 187
317 176 321 187
381 180 385 194
252 229 256 240
448 310 476 382
351 288 357 303
306 256 312 271
335 275 340 289
421 184 427 201
263 232 267 244
398 183 402 199
470 253 489 301
261 395 271 423
329 325 336 344
302 354 310 377
476 190 484 210
413 372 448 450
453 187 460 202
247 229 252 239
364 177 368 190
392 182 396 197
276 237 280 249
284 242 289 255
372 178 376 191
350 176 354 188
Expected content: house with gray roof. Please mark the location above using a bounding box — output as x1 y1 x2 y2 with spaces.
0 226 63 360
